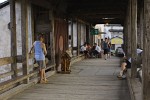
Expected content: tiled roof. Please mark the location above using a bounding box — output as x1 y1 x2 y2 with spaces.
0 1 9 9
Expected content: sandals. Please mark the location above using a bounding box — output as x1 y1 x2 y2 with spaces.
39 79 48 84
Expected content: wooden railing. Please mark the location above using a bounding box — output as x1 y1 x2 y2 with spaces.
0 54 85 100
0 57 14 66
0 55 55 94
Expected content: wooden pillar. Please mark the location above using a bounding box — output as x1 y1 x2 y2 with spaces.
125 29 128 55
86 25 90 43
127 0 132 58
31 5 35 43
123 21 127 55
125 25 129 55
143 0 150 99
66 19 69 50
137 25 141 49
21 0 29 83
49 10 55 67
124 1 131 56
139 2 144 49
137 0 143 49
131 0 138 78
10 0 17 78
71 19 74 54
77 21 81 56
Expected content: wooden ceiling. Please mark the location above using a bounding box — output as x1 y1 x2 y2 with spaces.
66 0 128 25
33 0 128 25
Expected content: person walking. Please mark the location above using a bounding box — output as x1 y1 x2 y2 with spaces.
108 39 112 58
29 35 48 83
103 38 109 60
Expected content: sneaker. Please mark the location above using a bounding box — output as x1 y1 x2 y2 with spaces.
117 75 123 79
117 75 126 80
122 75 126 79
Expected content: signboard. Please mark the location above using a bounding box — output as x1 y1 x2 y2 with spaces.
111 38 123 44
90 29 99 35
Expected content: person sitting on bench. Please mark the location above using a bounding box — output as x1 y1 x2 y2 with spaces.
117 48 143 79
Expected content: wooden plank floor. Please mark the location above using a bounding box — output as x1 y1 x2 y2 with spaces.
9 57 131 100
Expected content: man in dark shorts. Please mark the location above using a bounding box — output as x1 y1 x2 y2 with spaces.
29 35 48 83
103 38 109 60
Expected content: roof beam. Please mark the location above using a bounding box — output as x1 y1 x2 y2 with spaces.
30 0 51 9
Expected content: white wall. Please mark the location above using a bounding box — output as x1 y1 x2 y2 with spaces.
73 22 77 47
0 5 11 58
0 1 33 82
0 5 11 82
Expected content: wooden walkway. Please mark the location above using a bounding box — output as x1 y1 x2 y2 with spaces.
9 57 131 100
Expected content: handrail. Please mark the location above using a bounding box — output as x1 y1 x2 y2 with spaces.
0 57 14 66
0 55 35 67
0 71 14 79
0 70 39 91
0 64 55 91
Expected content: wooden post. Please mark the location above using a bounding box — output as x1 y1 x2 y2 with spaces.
123 19 127 55
50 10 56 68
86 25 90 43
125 28 128 55
10 0 17 78
143 0 150 99
125 25 128 55
66 19 69 50
124 1 130 56
31 4 35 43
71 19 74 54
78 21 81 56
139 2 144 49
131 0 138 78
127 0 132 58
137 0 143 49
21 0 29 83
77 21 79 56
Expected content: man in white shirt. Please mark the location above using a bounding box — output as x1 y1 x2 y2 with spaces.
95 45 101 53
128 48 143 63
80 43 90 58
80 43 87 54
93 43 101 57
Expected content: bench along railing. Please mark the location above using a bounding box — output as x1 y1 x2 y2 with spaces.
0 53 85 99
0 55 55 94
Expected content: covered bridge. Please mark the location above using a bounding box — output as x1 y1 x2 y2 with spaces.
0 0 150 100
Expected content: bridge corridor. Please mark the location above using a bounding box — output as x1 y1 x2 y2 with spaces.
8 57 130 100
1 0 150 99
